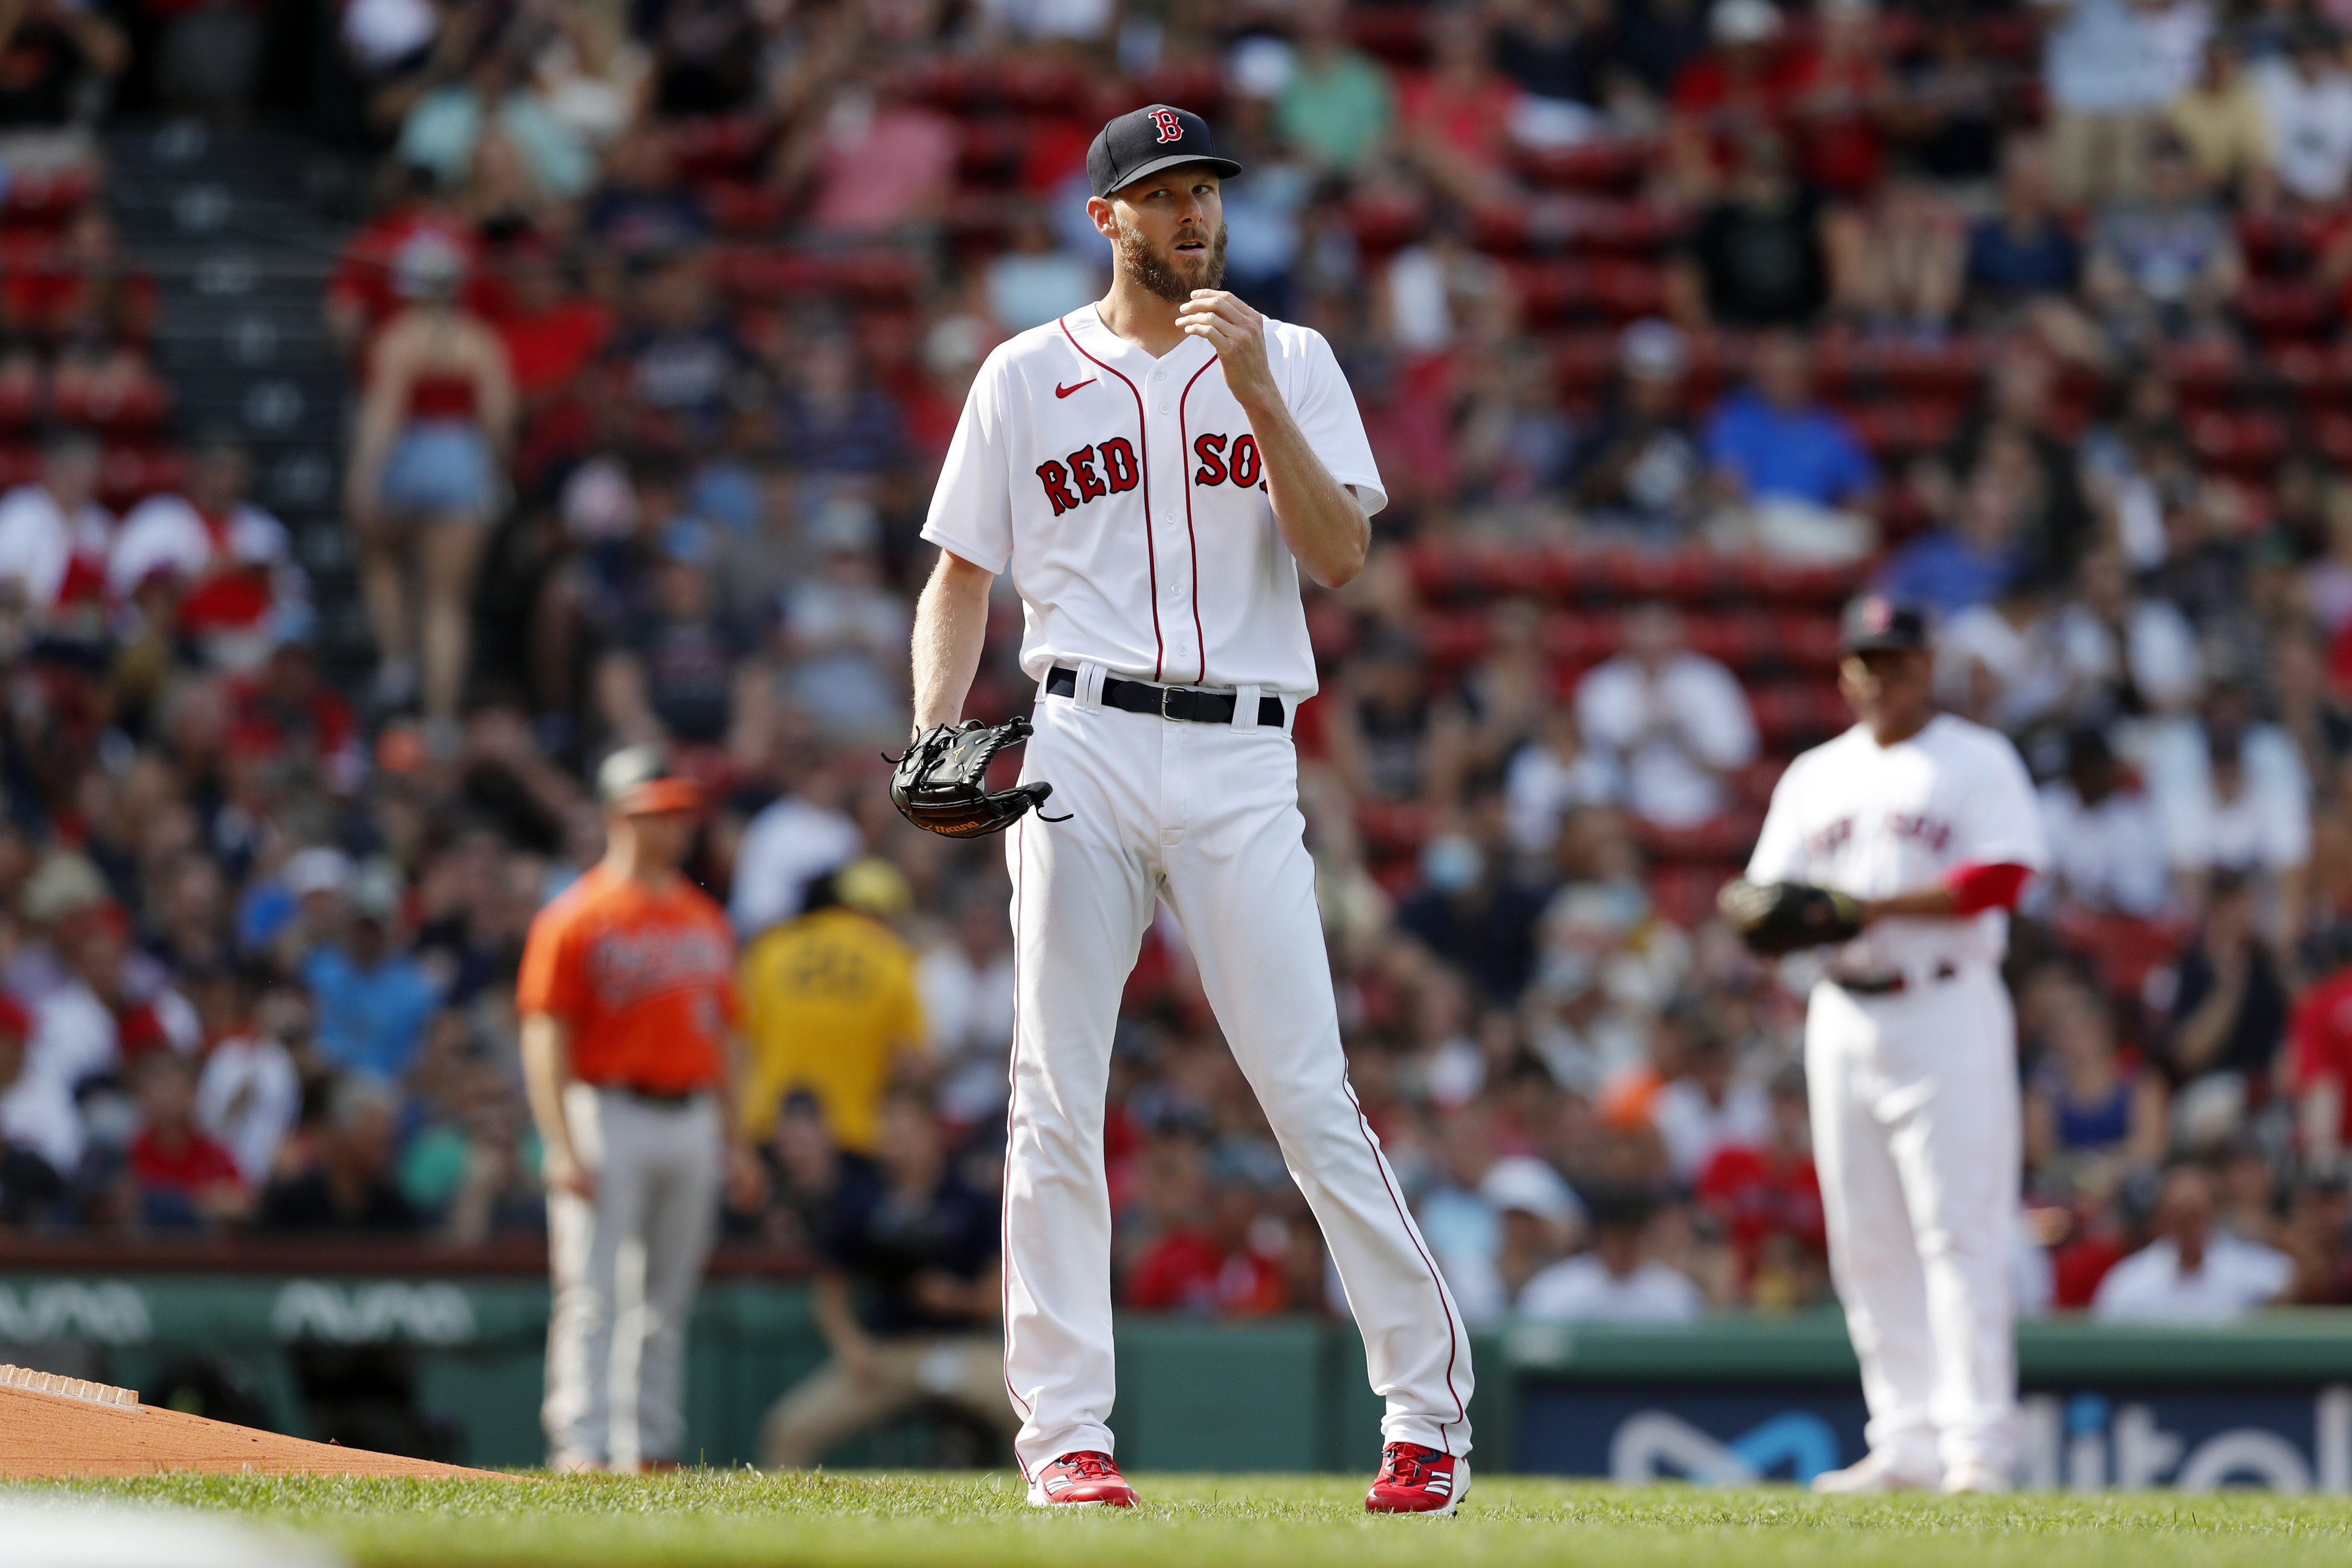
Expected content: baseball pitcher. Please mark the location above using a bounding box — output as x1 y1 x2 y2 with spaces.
902 104 1473 1513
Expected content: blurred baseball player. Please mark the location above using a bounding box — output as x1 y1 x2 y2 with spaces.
909 104 1473 1512
519 748 764 1473
1727 599 2047 1494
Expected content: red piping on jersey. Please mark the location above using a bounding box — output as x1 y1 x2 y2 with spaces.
1176 355 1218 684
1945 861 2031 915
1057 316 1163 682
1002 817 1034 1475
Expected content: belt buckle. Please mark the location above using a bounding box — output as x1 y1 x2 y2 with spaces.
1159 684 1178 721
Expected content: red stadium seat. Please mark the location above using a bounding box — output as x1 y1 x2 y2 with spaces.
2187 409 2291 476
52 378 169 435
1350 9 1431 65
1750 681 1851 747
0 166 94 227
0 444 37 488
2238 280 2337 340
671 115 772 180
701 183 790 234
1517 138 1655 193
1634 811 1765 866
1649 864 1741 930
95 446 186 511
1418 610 1492 670
2053 909 2194 1010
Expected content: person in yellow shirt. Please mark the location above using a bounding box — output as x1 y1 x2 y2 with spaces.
737 858 925 1154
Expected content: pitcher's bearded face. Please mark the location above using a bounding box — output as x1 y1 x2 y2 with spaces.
1115 213 1228 302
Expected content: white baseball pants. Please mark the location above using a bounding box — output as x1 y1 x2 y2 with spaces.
1806 966 2019 1482
1001 676 1474 1477
543 1085 723 1470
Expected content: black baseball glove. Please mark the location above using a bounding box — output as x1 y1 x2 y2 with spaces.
888 716 1066 838
1717 878 1864 957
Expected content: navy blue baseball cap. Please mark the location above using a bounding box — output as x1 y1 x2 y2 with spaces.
1087 104 1242 199
1840 594 1930 654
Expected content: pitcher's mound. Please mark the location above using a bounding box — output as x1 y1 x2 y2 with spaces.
0 1364 514 1479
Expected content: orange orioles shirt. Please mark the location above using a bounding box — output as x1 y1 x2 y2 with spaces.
516 866 737 1093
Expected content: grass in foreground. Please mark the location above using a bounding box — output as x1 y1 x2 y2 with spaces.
21 1470 2352 1568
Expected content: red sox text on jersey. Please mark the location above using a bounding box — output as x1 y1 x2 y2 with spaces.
1033 433 1266 515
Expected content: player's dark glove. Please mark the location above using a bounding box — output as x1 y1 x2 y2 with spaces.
888 716 1067 839
1717 878 1864 957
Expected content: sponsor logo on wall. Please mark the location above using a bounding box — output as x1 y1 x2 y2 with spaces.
0 1282 153 1344
268 1282 478 1346
1532 1385 2352 1492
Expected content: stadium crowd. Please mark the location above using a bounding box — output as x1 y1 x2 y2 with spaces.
13 0 2352 1346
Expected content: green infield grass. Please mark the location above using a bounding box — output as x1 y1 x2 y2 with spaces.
22 1470 2352 1568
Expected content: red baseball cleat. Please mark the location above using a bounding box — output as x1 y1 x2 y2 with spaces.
1365 1442 1467 1515
1027 1450 1140 1507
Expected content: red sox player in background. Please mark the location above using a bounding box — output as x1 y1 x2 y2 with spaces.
1745 598 2048 1494
909 105 1474 1513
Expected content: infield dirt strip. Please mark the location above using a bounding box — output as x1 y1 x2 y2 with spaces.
0 1363 516 1479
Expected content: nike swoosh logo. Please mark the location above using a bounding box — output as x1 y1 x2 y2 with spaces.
1055 379 1096 398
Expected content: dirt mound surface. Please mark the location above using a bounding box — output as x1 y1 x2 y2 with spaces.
0 1366 517 1479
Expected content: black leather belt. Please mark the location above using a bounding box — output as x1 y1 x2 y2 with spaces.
1047 666 1285 728
599 1084 704 1107
1833 962 1959 996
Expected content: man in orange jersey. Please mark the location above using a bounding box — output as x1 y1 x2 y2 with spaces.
519 746 765 1473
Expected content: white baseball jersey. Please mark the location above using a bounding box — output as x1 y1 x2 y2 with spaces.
920 303 1385 695
1746 714 2049 971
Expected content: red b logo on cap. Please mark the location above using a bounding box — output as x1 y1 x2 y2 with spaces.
1149 108 1183 143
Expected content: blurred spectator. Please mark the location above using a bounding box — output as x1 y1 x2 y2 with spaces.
1672 131 1832 330
2036 728 2175 917
2250 26 2352 205
125 1050 250 1231
1125 1168 1292 1315
300 858 443 1081
1963 141 2091 346
730 751 862 940
1504 706 1622 857
398 1059 543 1243
777 498 911 744
738 861 923 1155
1397 798 1552 1005
194 984 303 1188
1651 1027 1770 1185
2024 981 2168 1197
1456 1153 1586 1326
986 206 1101 334
2147 684 2312 902
918 879 1015 1128
2083 133 2245 352
1397 7 1523 208
257 1076 423 1234
1569 320 1706 545
0 427 108 629
2041 0 2211 208
2168 37 2268 196
2091 1162 2292 1321
0 0 127 147
2161 870 2290 1099
1701 332 1877 560
1574 602 1758 829
2289 950 2352 1173
1694 1066 1826 1310
1881 471 2029 620
1276 0 1396 176
760 1087 1012 1467
777 71 958 237
108 438 308 673
1325 630 1469 809
345 233 516 735
584 126 710 257
0 995 70 1216
1519 1191 1706 1321
594 532 765 758
398 37 595 201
